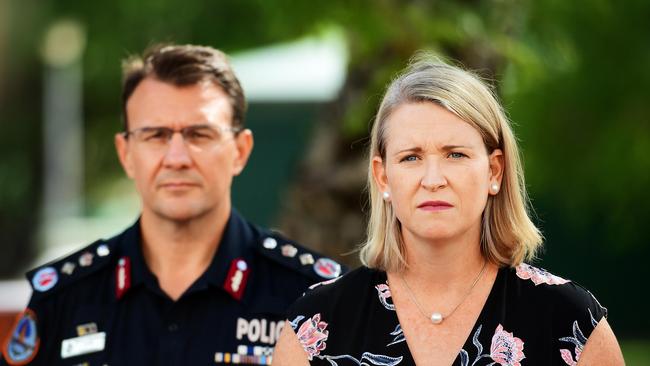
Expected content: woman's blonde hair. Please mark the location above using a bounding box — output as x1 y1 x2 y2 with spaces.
360 53 542 272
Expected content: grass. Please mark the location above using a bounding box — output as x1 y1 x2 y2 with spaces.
621 340 650 365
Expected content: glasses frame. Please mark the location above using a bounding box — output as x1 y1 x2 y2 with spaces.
122 123 242 150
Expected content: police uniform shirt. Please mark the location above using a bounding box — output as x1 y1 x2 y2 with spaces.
1 209 344 366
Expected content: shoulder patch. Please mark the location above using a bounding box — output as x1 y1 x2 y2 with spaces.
256 232 346 281
312 258 341 279
2 309 40 365
31 267 58 292
25 239 116 302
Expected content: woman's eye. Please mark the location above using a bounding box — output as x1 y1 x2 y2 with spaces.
400 155 419 162
448 152 467 159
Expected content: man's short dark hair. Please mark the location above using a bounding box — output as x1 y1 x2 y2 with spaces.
121 44 246 131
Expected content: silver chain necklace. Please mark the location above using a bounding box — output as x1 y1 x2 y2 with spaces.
400 260 487 324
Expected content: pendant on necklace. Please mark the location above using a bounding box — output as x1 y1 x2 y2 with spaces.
430 312 443 324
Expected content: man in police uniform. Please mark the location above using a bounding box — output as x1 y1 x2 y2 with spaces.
1 44 344 366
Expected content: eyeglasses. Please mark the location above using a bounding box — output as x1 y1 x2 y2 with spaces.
123 124 241 151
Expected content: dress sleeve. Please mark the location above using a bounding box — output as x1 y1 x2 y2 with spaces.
553 281 608 364
284 282 336 363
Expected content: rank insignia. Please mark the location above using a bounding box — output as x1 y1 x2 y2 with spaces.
224 258 250 301
299 253 314 265
61 261 76 275
31 267 58 292
262 237 277 249
313 258 341 279
2 309 40 365
281 244 297 258
78 252 93 267
115 257 131 300
96 244 110 257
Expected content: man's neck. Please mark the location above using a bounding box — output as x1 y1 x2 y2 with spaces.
139 203 231 301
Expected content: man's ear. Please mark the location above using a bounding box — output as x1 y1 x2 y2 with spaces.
371 156 389 194
115 133 135 179
232 129 254 176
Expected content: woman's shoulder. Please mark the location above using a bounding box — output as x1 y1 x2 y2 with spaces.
285 266 383 321
506 263 606 314
295 266 381 304
503 262 608 343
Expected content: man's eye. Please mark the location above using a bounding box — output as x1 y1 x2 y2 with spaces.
143 130 169 141
448 152 467 159
400 155 419 162
186 128 216 140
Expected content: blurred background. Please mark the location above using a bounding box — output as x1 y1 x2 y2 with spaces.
0 0 648 361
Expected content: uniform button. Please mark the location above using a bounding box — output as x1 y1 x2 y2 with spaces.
168 323 179 332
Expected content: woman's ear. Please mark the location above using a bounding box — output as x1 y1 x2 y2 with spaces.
372 156 389 195
488 148 504 194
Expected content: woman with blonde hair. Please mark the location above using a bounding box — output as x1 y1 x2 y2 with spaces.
273 54 623 365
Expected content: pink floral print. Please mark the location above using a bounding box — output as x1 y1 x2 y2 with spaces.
459 324 525 366
308 276 341 290
490 324 526 366
559 320 588 365
375 282 395 311
296 313 330 360
516 263 569 286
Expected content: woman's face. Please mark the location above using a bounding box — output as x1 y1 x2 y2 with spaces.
373 102 503 245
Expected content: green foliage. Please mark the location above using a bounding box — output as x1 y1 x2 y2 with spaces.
1 0 648 336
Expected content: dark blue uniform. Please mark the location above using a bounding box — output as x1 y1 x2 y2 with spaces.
1 210 344 365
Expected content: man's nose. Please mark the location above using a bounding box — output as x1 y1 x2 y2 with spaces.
162 132 192 168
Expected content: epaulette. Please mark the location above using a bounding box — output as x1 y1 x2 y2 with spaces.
25 238 117 302
255 231 347 282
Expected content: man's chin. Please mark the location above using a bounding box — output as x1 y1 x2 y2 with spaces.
150 204 211 223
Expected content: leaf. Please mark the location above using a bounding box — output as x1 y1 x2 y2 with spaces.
572 321 588 344
459 349 469 366
360 352 404 366
559 349 577 366
472 324 483 355
289 315 305 330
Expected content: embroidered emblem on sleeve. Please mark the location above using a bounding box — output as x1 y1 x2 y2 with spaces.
2 309 40 365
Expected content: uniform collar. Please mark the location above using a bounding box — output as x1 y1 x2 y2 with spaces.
201 208 257 290
115 209 258 301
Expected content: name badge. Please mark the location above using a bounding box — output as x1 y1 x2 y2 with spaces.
61 332 106 359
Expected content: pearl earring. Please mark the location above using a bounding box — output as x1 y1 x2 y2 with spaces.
491 183 499 193
382 191 390 200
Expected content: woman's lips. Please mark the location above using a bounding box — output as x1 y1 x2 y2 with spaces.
417 200 453 211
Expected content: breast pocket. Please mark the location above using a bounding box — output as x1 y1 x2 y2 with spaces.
58 305 113 366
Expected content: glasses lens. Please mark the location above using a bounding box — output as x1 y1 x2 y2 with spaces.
182 126 222 147
138 127 172 144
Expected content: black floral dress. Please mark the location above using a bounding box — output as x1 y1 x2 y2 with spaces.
285 264 607 365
